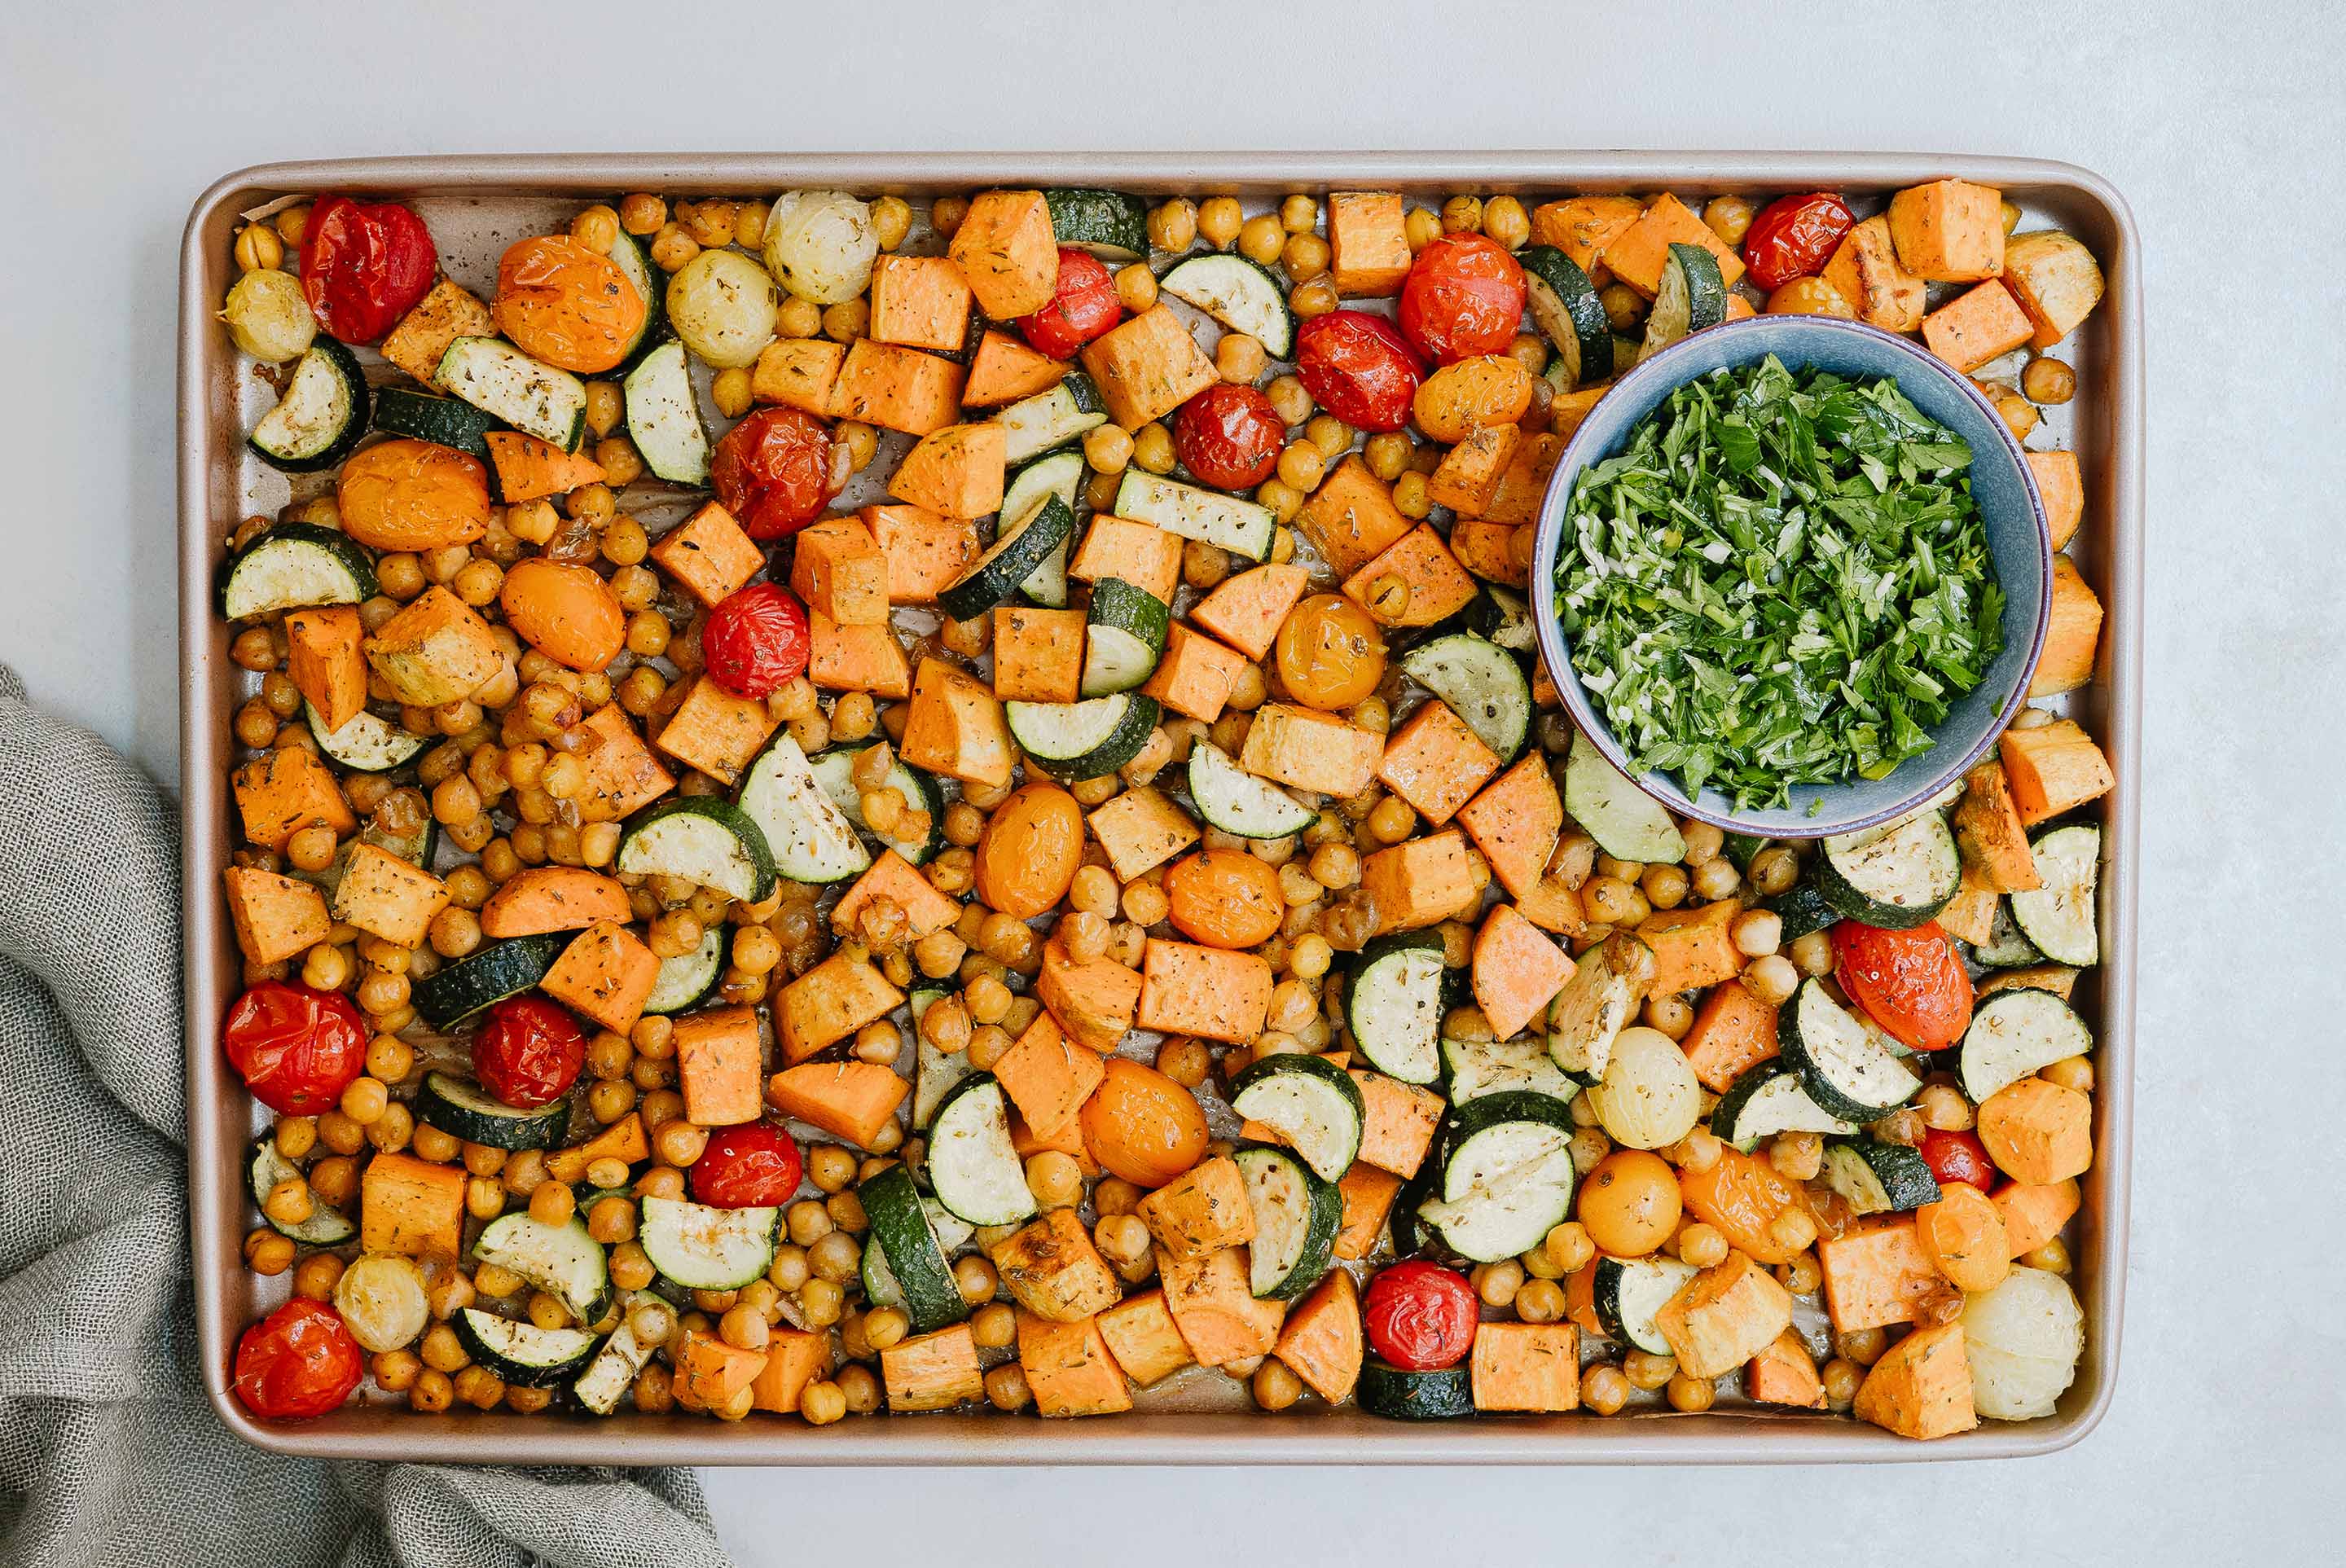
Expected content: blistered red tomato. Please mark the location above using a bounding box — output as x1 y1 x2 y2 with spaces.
702 581 812 699
1397 232 1527 365
471 995 586 1109
1831 920 1975 1052
1172 383 1285 490
1363 1260 1479 1370
222 981 367 1116
1017 247 1121 358
1292 310 1426 433
692 1122 805 1208
299 195 437 345
1741 192 1856 292
233 1298 364 1421
1918 1129 1997 1194
710 406 842 541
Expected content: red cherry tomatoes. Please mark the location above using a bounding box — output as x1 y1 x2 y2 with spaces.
1742 192 1856 292
1918 1129 1997 1194
233 1298 364 1421
299 195 437 345
471 995 586 1109
1398 233 1527 365
1172 383 1285 490
1017 247 1121 359
222 981 367 1116
1363 1260 1479 1371
692 1122 805 1208
1293 310 1426 433
701 581 812 699
710 406 842 541
1831 920 1975 1052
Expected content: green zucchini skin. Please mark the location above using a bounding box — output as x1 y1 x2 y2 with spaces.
411 933 567 1030
1042 188 1149 261
372 386 502 463
1762 883 1841 942
452 1307 603 1387
859 1163 969 1333
1359 1359 1474 1421
217 523 379 621
1518 246 1612 389
415 1071 571 1149
248 338 371 473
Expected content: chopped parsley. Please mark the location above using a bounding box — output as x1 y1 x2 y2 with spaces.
1554 355 2003 810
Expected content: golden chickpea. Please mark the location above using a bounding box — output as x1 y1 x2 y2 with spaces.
927 195 969 238
1667 1370 1716 1413
871 195 913 252
1131 422 1177 474
272 204 311 248
244 1228 296 1276
1197 196 1244 249
1703 195 1756 248
648 223 700 272
823 298 868 344
569 204 622 254
711 367 754 419
1289 277 1339 318
1114 263 1158 314
1253 1357 1306 1412
1404 206 1443 252
1391 471 1431 519
1216 332 1267 385
2023 356 2077 405
618 194 666 235
1264 374 1313 426
234 224 284 273
1442 195 1483 234
1600 283 1646 332
1482 195 1530 250
1283 231 1332 283
1156 1036 1210 1087
1582 1363 1631 1415
1083 423 1134 476
1149 198 1199 253
777 295 823 339
983 1363 1032 1412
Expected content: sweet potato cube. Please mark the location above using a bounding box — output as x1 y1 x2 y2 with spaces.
1636 898 1744 995
1158 1245 1284 1367
1992 1178 2081 1258
539 921 660 1033
993 1011 1105 1140
828 339 964 436
1013 1105 1101 1179
222 867 331 966
963 329 1069 407
1887 178 2006 283
1470 1321 1579 1412
2001 231 2105 349
484 432 604 504
231 745 354 850
881 1324 985 1412
1746 1329 1827 1408
1953 760 2042 894
649 502 766 608
1678 977 1780 1093
2031 556 2102 699
1068 515 1185 605
1977 1078 2093 1185
1096 1289 1194 1387
1603 192 1747 296
789 518 889 627
1274 1268 1364 1404
989 1208 1122 1322
672 1337 771 1416
1086 784 1199 883
808 613 911 699
284 604 367 732
332 842 449 947
1342 525 1478 629
765 1060 907 1149
655 675 779 785
1998 719 2114 826
862 503 979 604
1936 867 1999 947
1529 195 1645 282
365 586 503 707
1359 829 1479 934
1429 424 1522 517
899 657 1016 788
1378 699 1501 826
1482 431 1565 525
563 705 674 822
1017 1312 1133 1417
1457 753 1563 901
1136 1155 1255 1261
1854 1321 1977 1439
545 1112 649 1185
868 253 973 354
360 1150 465 1258
1137 940 1272 1043
778 951 904 1065
380 279 492 387
1348 1070 1444 1179
2027 450 2085 552
674 1004 764 1127
480 867 630 938
1294 456 1413 578
749 337 846 417
1239 703 1382 799
1822 214 1927 334
1035 933 1144 1052
750 1327 831 1414
1080 305 1216 431
1448 519 1527 586
1922 279 2034 374
992 606 1087 704
1327 192 1412 297
1189 562 1307 662
1978 965 2080 1003
1334 1163 1404 1258
1654 1250 1795 1378
1471 903 1572 1041
948 190 1058 319
1817 1216 1942 1333
1140 623 1250 722
833 849 959 942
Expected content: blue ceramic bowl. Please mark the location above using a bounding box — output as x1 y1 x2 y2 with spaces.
1529 314 2051 840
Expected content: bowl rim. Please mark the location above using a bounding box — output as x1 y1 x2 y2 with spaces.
1527 312 2054 841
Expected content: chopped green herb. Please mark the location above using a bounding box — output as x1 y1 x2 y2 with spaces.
1554 355 2003 810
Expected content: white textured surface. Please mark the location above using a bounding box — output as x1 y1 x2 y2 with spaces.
4 0 2341 1560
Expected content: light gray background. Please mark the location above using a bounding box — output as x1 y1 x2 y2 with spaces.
5 0 2340 1560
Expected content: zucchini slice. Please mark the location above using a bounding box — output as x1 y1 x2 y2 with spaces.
1466 585 1538 655
1761 883 1842 943
1158 253 1296 359
1822 1140 1942 1217
1359 1359 1473 1421
1777 977 1922 1122
219 523 377 621
472 1212 613 1324
638 1196 780 1291
1079 577 1170 697
416 1072 571 1150
1004 692 1160 780
1043 188 1151 263
1970 898 2045 968
437 336 588 450
999 450 1085 608
371 386 500 463
1111 470 1276 561
1400 635 1532 762
926 1075 1037 1228
909 989 973 1131
859 1162 969 1333
806 743 944 867
937 494 1077 622
1709 1060 1857 1153
1345 932 1447 1085
1545 933 1654 1082
2010 825 2100 966
1958 987 2093 1104
1642 242 1729 356
573 1290 662 1414
1441 1034 1580 1105
305 703 427 774
622 340 710 485
1592 1254 1699 1354
615 797 777 905
248 339 369 472
1227 1054 1365 1183
1518 246 1612 389
1563 730 1685 863
642 926 727 1016
604 226 671 372
736 731 871 885
1813 810 1962 929
454 1307 604 1387
1417 1091 1577 1263
411 933 567 1030
1187 740 1316 839
991 372 1108 466
249 1139 354 1245
1234 1146 1340 1302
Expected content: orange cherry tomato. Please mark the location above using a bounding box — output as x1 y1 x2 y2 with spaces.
499 558 626 673
335 438 491 553
1575 1149 1683 1257
1273 594 1386 710
492 235 645 374
973 784 1085 919
1079 1057 1208 1187
1163 849 1285 950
